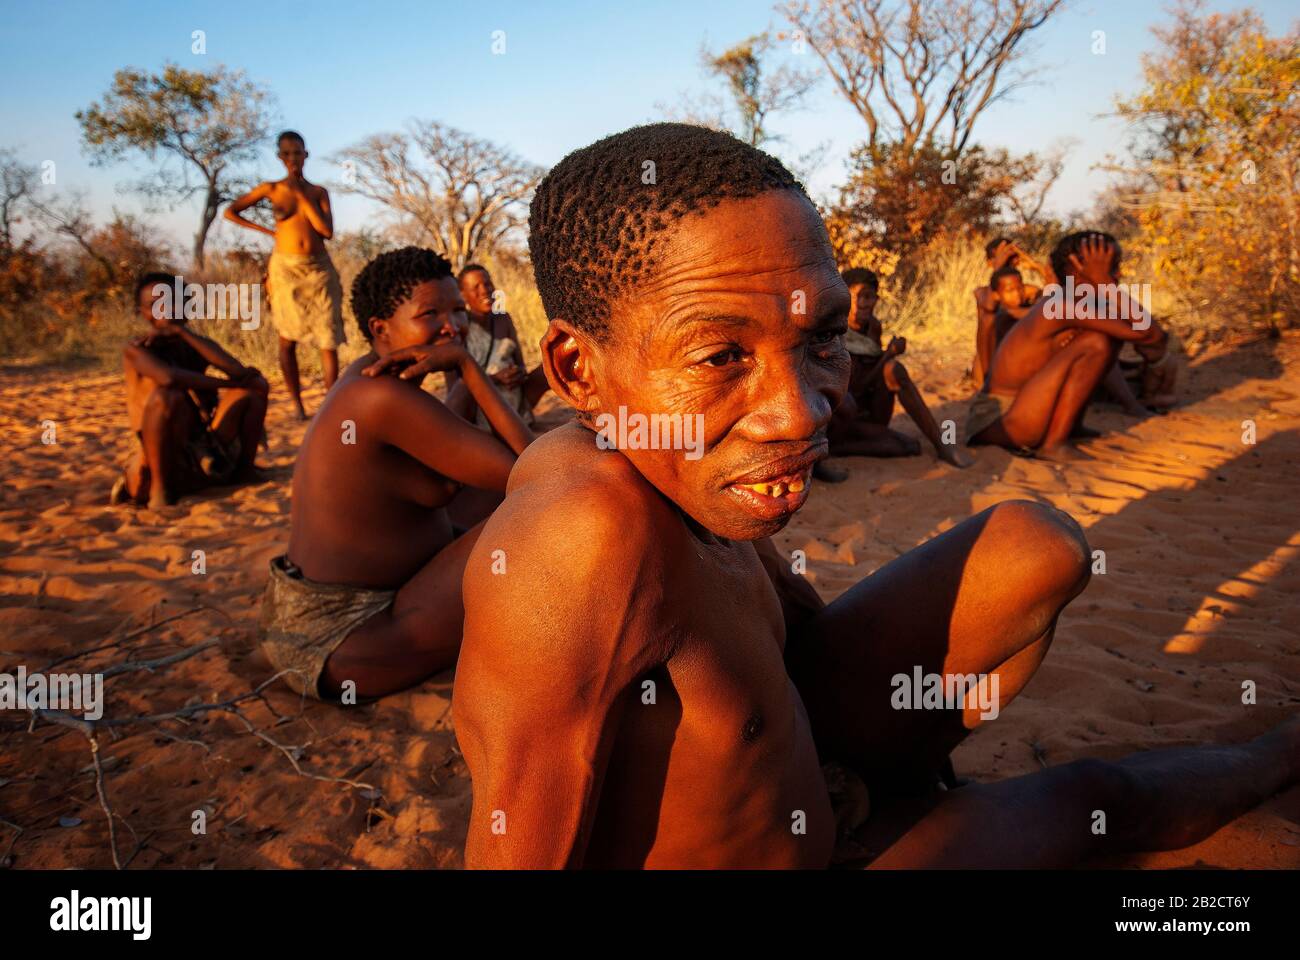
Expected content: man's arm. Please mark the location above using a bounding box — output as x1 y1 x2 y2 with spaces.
360 374 522 491
367 345 535 454
223 182 276 238
455 471 675 868
123 342 238 393
168 326 260 383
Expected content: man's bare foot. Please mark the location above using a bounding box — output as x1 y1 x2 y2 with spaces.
1037 442 1090 463
936 445 974 469
109 476 128 506
294 404 309 421
813 461 850 484
147 486 176 509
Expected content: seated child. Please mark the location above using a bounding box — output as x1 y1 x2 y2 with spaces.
114 272 269 508
972 238 1049 386
258 247 535 701
826 268 971 469
450 264 549 430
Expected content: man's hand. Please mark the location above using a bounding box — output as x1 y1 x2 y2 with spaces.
974 287 998 312
990 240 1016 270
491 363 526 388
886 336 906 357
1069 234 1117 288
363 340 468 380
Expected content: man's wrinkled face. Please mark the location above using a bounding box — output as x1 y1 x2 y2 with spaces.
579 190 850 541
460 269 496 316
370 277 468 354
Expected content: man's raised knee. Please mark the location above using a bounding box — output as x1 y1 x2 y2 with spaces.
985 499 1090 601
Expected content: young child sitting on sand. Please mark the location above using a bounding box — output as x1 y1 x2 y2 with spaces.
258 247 535 702
972 238 1050 385
113 272 269 508
825 268 971 470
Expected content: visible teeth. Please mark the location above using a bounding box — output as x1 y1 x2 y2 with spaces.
788 479 805 493
750 483 769 495
770 482 787 497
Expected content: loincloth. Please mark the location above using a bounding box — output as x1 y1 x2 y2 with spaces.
965 390 1014 444
268 251 345 349
844 328 883 359
258 556 395 699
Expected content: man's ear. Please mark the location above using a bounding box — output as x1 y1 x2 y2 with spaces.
540 318 601 416
367 316 385 344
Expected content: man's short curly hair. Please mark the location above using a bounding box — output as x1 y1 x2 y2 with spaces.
350 246 454 342
528 123 808 339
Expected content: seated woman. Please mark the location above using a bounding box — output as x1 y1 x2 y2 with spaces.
258 247 535 701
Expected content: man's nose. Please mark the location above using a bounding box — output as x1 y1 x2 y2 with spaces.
739 358 839 442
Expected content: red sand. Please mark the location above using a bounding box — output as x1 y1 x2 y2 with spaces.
1 334 1297 869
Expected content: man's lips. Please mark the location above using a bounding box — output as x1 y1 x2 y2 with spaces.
725 465 814 519
726 447 825 487
723 448 824 521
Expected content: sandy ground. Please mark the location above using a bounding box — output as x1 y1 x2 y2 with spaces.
1 334 1298 870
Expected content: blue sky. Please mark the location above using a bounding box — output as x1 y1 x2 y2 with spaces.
1 0 1294 253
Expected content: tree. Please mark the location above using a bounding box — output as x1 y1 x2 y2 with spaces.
1106 0 1299 333
829 140 1055 267
781 0 1064 161
333 121 544 272
77 63 275 271
0 149 36 253
658 32 824 180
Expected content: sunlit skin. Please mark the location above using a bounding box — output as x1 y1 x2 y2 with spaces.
972 241 1044 386
120 282 268 508
828 280 972 468
284 275 534 698
455 191 1082 868
972 235 1167 461
453 191 1300 870
224 135 340 418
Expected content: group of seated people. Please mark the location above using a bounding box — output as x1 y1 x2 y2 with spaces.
105 123 1291 871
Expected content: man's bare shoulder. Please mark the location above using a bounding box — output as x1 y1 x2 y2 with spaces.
462 422 683 665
